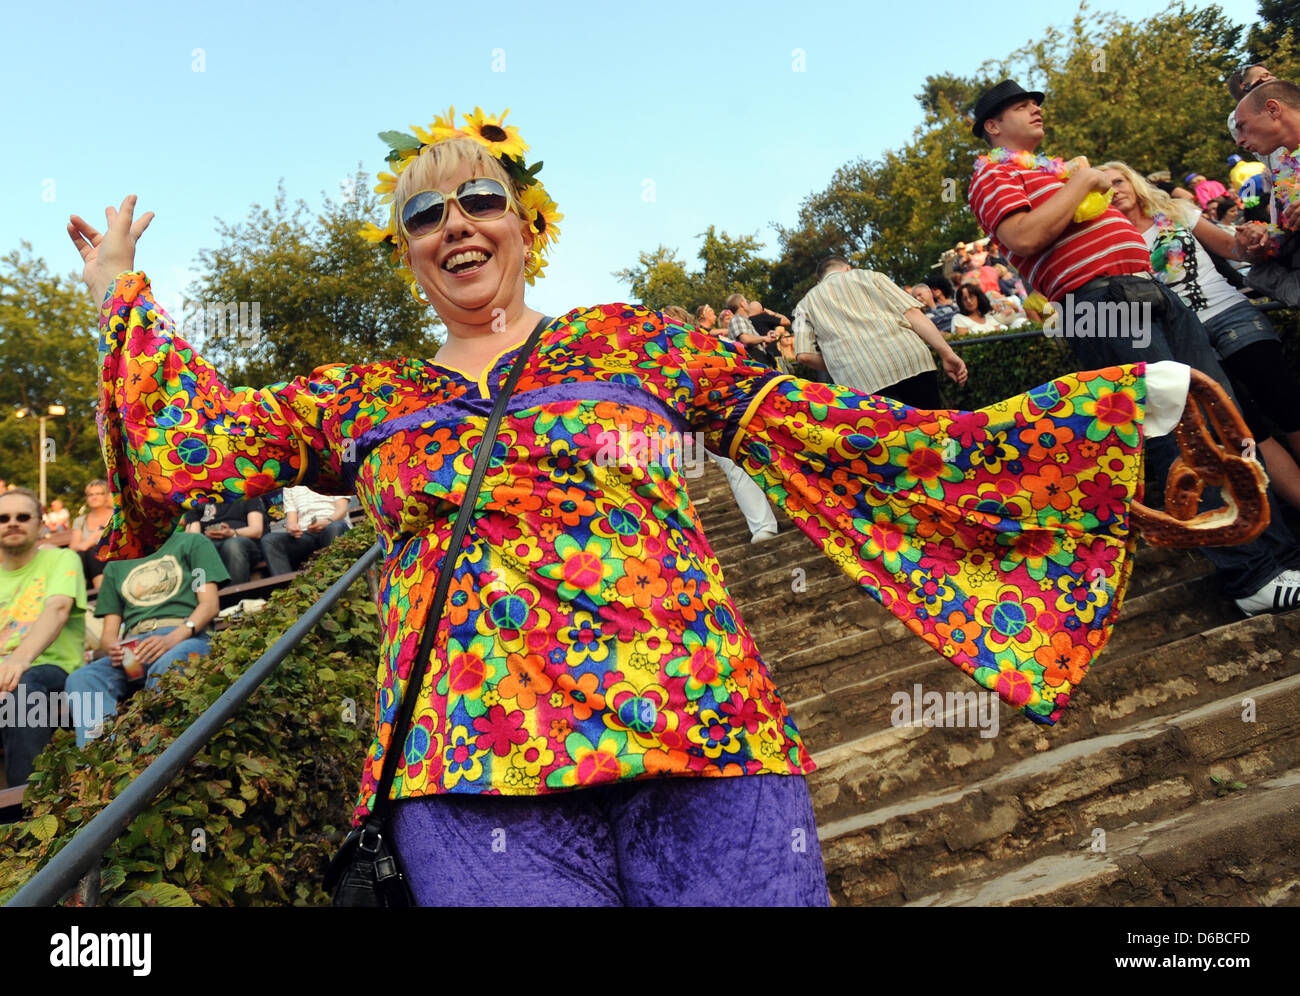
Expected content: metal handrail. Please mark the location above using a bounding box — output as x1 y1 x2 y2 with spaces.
4 541 383 907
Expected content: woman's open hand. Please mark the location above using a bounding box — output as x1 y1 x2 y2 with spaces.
67 195 155 305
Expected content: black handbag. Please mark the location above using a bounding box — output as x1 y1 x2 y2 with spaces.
324 315 551 907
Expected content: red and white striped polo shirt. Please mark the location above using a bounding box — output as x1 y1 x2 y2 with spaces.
968 160 1151 301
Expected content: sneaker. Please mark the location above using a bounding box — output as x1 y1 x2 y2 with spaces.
750 527 779 544
1235 570 1300 617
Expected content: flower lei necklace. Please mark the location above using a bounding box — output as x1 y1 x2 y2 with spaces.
1148 212 1187 283
974 148 1114 223
1261 146 1300 254
360 107 563 301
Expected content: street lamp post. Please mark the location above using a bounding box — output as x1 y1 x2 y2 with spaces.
14 404 65 509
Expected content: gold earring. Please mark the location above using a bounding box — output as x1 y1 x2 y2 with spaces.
524 249 541 278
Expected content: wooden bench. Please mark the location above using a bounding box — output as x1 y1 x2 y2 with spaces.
0 782 27 820
217 572 301 609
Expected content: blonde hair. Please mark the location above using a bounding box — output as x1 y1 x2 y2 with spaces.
1101 161 1199 228
393 138 523 240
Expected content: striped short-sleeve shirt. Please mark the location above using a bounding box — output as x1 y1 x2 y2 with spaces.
968 161 1151 301
792 270 934 395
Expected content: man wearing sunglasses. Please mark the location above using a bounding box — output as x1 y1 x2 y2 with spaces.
0 488 87 786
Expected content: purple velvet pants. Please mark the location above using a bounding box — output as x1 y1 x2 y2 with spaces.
390 774 830 906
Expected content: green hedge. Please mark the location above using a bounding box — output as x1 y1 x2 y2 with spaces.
0 524 381 907
938 330 1076 411
939 308 1300 413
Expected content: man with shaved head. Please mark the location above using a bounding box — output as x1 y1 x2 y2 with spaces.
1232 79 1300 306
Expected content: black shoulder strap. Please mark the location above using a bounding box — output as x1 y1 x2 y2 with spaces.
368 315 552 819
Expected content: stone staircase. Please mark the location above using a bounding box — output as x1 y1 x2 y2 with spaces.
688 460 1300 907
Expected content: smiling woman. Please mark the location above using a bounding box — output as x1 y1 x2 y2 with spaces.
67 106 1220 908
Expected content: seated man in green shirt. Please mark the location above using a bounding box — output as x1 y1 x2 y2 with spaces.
64 524 227 746
0 488 87 785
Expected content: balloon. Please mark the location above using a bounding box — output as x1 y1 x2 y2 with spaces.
1074 188 1114 223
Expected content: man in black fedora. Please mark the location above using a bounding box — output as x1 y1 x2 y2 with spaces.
965 78 1300 616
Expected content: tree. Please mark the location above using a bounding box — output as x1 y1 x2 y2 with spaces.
1246 0 1300 59
769 1 1263 298
629 3 1279 312
769 98 986 302
613 228 772 312
0 245 103 507
187 169 441 387
693 227 771 306
612 246 694 310
1017 3 1245 182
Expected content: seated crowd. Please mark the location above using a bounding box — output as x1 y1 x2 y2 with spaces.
0 480 354 793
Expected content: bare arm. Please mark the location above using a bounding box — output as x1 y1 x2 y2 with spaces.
100 613 124 666
132 584 220 667
1234 222 1274 263
235 511 264 541
994 169 1113 256
0 595 75 692
1190 217 1239 260
795 352 828 372
189 583 221 633
903 308 967 386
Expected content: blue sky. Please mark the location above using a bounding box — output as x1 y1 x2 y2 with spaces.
1 0 1262 326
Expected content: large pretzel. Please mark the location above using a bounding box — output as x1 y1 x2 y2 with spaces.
1131 369 1270 547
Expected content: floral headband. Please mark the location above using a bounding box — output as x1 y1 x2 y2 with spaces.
361 107 562 300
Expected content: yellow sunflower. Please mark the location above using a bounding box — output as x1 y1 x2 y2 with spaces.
359 221 392 245
519 185 563 250
412 106 462 147
525 252 550 286
374 170 399 205
461 106 528 160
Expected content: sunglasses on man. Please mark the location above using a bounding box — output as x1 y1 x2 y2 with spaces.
400 178 513 238
1236 65 1272 93
0 512 34 524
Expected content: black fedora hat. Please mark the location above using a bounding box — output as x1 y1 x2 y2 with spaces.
971 79 1045 139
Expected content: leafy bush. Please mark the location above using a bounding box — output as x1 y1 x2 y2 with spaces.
938 330 1077 411
940 308 1300 415
0 524 381 906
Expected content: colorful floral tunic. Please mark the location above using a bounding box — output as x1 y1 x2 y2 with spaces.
97 272 1151 822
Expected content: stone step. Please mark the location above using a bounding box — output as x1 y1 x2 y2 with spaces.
757 564 1233 715
784 572 1244 734
767 623 920 703
722 534 1215 663
904 768 1300 906
816 672 1300 905
738 581 893 666
1124 544 1214 598
801 607 1300 822
714 537 841 604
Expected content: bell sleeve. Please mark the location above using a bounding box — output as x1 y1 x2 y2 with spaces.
96 271 350 560
657 314 1149 726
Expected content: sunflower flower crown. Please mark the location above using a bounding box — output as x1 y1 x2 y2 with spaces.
361 107 562 300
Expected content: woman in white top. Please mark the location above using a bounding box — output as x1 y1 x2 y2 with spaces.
951 284 1008 334
1103 160 1300 510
